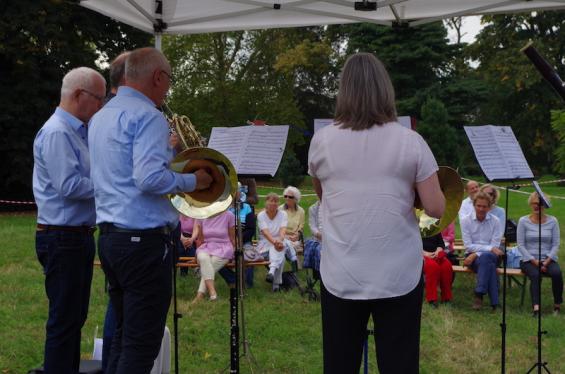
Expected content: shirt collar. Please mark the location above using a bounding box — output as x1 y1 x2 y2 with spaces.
116 86 156 107
471 210 491 222
54 107 84 132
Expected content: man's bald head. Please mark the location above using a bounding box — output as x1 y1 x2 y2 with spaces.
125 47 171 106
466 180 480 199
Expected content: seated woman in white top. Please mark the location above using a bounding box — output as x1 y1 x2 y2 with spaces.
279 186 305 254
517 192 562 316
257 192 298 292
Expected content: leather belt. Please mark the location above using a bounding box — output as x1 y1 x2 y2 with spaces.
36 224 96 234
99 223 170 236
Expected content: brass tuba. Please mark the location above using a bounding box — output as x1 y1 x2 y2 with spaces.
416 166 463 238
166 112 238 219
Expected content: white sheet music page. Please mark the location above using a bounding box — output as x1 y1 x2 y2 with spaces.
207 125 289 176
207 126 249 170
464 125 533 181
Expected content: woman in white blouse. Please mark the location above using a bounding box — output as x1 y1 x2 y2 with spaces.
308 53 444 374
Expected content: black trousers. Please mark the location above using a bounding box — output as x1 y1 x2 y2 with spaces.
321 276 424 374
99 231 172 374
35 229 95 374
520 261 563 306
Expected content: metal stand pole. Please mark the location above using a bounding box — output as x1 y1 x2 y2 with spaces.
526 198 551 374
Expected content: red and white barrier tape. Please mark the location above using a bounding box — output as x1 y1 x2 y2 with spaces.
0 199 36 205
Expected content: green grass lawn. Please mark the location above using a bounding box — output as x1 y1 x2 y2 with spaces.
1 181 565 373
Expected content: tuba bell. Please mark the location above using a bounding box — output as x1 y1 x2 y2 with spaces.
166 112 238 219
416 166 463 238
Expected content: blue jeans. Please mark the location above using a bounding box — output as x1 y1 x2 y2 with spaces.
99 231 172 374
471 252 500 306
35 229 95 374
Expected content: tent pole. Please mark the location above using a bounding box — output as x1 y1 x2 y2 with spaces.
155 33 162 50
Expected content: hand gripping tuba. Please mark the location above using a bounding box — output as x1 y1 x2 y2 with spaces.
415 166 463 238
167 112 237 219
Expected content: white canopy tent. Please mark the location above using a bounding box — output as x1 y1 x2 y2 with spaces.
80 0 565 37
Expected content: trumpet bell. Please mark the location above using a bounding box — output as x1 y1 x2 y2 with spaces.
417 166 463 238
169 147 238 219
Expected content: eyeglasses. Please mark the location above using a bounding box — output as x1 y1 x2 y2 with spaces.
283 195 295 199
80 89 104 102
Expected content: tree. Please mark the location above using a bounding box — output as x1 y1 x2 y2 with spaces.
0 0 150 201
417 98 460 168
551 110 565 174
163 27 339 167
468 12 565 173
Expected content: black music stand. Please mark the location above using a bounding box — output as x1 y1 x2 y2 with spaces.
526 182 552 374
228 197 260 374
464 125 534 374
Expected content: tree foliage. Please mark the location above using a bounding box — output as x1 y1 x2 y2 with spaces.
0 0 150 200
417 98 460 168
469 12 565 174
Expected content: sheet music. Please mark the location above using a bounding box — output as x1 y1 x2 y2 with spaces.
464 125 533 181
208 125 289 176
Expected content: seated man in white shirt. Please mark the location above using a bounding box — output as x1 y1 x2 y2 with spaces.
458 180 480 222
460 191 503 311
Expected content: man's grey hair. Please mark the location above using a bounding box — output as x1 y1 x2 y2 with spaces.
109 51 130 89
60 67 105 99
125 47 169 83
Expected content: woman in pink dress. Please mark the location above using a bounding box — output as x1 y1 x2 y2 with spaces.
192 210 236 302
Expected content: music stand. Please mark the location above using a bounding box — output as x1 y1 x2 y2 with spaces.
464 125 534 374
228 195 260 374
526 181 552 374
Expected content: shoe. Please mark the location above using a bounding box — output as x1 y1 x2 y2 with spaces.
429 301 438 308
491 305 498 312
266 272 274 283
532 310 539 318
442 301 452 307
472 296 483 311
272 286 280 293
209 294 218 301
553 306 560 316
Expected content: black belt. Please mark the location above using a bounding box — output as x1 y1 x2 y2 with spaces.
99 223 170 236
37 224 96 234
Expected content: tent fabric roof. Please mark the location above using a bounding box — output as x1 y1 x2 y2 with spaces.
80 0 565 34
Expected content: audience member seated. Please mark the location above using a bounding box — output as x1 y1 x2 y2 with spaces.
279 186 305 254
480 184 506 240
458 180 480 222
517 192 563 316
441 221 459 265
218 184 258 288
422 233 453 307
461 191 503 311
304 199 322 274
258 193 299 291
179 214 199 276
192 210 236 302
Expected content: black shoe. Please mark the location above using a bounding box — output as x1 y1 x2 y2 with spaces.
272 286 280 292
532 310 539 318
429 301 438 308
266 272 274 283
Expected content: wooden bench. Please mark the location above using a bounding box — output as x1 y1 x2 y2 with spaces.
177 256 270 269
452 265 527 306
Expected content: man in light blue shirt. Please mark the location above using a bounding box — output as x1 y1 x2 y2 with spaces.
461 191 503 311
33 66 106 374
89 47 212 374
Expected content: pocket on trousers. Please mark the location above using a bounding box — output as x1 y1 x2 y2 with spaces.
35 231 57 274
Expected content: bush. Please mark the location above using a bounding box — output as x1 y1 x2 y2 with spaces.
276 150 304 187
